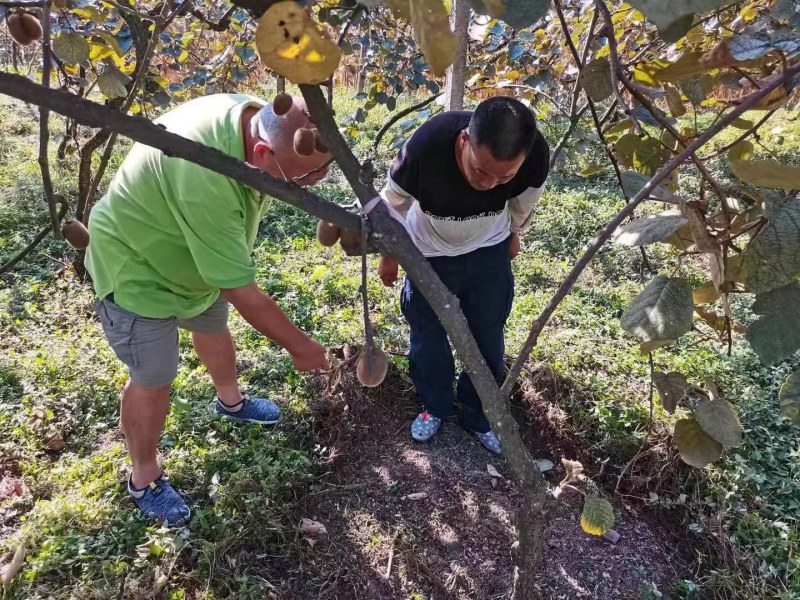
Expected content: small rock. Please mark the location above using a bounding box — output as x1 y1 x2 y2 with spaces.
546 537 561 549
602 529 621 545
535 459 554 472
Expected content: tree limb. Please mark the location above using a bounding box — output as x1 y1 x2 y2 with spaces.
501 58 800 396
373 92 443 149
0 73 362 231
38 0 60 238
0 196 68 273
299 82 549 597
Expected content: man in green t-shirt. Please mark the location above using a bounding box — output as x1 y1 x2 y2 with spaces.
86 93 331 526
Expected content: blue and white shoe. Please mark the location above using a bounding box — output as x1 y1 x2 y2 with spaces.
411 412 442 442
215 393 281 424
473 430 503 455
128 473 191 527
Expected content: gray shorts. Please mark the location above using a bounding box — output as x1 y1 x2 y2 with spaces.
94 296 229 388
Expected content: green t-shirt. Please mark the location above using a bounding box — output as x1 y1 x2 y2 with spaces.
86 93 271 319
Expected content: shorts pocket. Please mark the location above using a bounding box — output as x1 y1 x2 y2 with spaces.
95 299 137 367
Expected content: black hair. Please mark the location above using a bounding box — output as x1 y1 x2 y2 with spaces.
467 96 538 161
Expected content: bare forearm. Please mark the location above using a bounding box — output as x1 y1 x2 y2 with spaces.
221 284 308 352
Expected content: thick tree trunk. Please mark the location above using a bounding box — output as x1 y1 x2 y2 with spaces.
444 0 469 111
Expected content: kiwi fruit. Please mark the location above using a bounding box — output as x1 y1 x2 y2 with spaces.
61 219 90 250
356 346 388 388
338 228 361 255
7 12 42 46
316 220 340 247
314 130 329 154
293 127 316 156
272 92 293 117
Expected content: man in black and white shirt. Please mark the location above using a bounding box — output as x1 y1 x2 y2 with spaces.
379 96 549 455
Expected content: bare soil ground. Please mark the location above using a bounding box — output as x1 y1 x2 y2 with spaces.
274 362 691 599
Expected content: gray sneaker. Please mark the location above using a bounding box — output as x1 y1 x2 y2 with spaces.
411 412 442 442
473 430 502 455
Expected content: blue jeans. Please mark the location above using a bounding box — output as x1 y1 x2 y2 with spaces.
400 236 514 434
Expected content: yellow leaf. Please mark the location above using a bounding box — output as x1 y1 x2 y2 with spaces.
730 159 800 190
637 52 710 84
693 281 720 305
579 164 604 177
728 140 754 161
255 1 341 84
410 0 456 77
89 43 115 62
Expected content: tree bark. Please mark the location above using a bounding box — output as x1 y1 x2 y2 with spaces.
444 0 469 111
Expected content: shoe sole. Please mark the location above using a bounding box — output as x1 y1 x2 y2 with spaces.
218 414 280 425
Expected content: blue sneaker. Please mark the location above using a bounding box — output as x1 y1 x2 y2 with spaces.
411 412 442 442
214 393 281 424
128 473 191 527
473 430 503 455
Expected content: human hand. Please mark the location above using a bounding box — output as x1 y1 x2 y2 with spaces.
509 232 521 260
290 337 329 372
379 256 400 287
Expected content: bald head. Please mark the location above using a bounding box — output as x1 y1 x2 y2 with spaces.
248 95 332 186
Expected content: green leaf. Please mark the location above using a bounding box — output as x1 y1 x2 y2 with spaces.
658 13 695 43
742 198 800 293
633 138 672 176
745 284 800 365
695 398 743 448
580 57 613 102
613 210 687 246
731 118 753 130
466 0 552 29
52 32 90 65
652 371 689 414
779 370 800 425
730 159 800 190
580 495 615 536
674 418 723 468
621 275 694 343
614 133 641 169
97 63 131 99
627 0 728 33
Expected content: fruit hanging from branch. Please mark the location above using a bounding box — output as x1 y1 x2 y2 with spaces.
6 12 43 46
293 127 316 156
316 220 341 246
61 219 90 250
272 92 294 116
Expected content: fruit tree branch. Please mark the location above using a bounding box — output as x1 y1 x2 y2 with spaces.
500 56 800 396
38 0 60 238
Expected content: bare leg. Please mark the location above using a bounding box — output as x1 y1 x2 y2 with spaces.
121 380 170 488
192 328 242 407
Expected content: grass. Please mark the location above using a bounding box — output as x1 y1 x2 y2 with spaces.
1 92 799 599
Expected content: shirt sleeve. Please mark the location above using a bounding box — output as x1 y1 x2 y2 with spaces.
162 157 256 289
511 133 551 233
